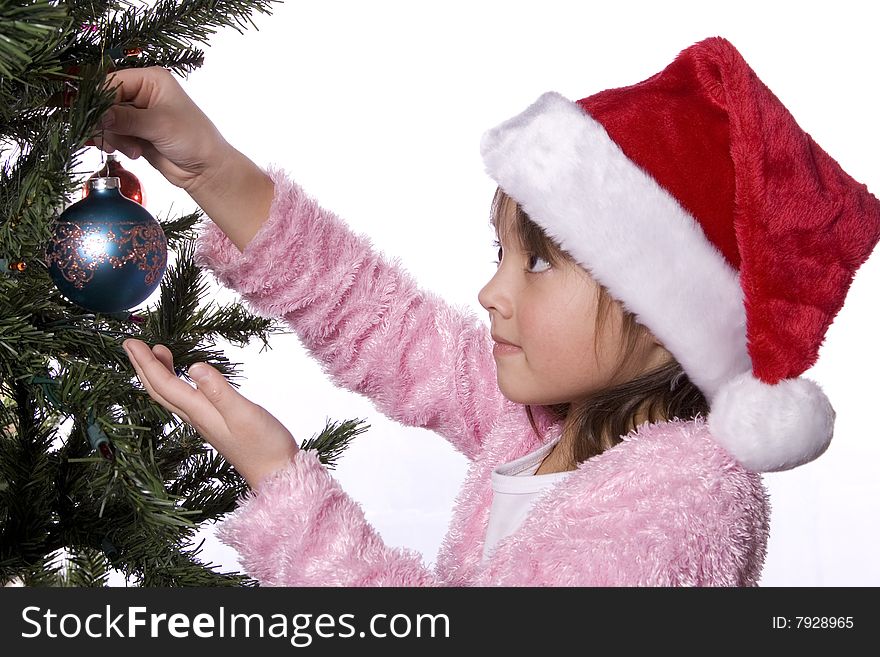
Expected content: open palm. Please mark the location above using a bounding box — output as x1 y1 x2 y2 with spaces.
122 338 300 488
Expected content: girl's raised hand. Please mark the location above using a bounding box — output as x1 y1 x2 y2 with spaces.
89 66 235 196
122 338 300 488
88 66 275 253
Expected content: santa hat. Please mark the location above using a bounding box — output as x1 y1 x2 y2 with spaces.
480 36 880 473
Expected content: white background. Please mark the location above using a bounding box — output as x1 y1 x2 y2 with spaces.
79 0 879 586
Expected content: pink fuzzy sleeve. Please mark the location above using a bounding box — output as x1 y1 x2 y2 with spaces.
194 165 508 461
216 448 442 586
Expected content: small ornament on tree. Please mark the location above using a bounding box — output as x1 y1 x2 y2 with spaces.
86 408 115 461
83 154 144 205
0 258 27 273
46 177 167 313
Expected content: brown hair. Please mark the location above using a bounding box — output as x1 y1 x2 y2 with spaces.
489 187 710 468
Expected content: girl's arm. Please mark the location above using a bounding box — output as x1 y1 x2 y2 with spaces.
215 418 766 587
94 68 505 460
217 447 443 586
194 165 510 461
121 337 442 586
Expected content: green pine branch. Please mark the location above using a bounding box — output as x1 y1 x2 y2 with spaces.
60 0 280 77
1 0 372 588
59 546 111 587
109 0 280 49
302 418 371 470
0 0 72 80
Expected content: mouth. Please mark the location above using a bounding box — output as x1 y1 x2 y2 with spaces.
492 334 522 356
491 334 518 347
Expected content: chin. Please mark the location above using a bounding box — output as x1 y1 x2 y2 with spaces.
498 381 554 406
497 379 528 404
497 371 588 405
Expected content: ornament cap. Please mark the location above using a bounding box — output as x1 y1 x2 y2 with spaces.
87 176 120 192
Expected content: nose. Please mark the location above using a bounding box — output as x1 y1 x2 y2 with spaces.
478 267 513 319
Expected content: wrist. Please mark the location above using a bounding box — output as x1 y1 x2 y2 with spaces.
187 139 238 198
245 444 301 490
188 146 276 253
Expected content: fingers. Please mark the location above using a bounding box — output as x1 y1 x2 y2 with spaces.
103 69 143 104
122 339 301 488
105 103 168 145
102 66 170 106
88 67 173 150
123 339 193 424
151 343 175 374
88 130 149 160
186 362 253 432
122 339 239 444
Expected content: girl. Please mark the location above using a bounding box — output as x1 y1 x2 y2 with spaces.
110 36 880 586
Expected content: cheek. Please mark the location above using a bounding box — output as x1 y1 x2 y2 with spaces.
549 324 599 380
520 293 599 375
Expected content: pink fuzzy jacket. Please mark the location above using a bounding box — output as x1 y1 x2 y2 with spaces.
193 166 771 587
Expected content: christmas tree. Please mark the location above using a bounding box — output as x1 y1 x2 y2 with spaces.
0 0 366 586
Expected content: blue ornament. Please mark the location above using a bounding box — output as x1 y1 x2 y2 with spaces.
46 177 167 313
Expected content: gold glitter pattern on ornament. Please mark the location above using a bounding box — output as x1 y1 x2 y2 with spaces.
46 220 167 289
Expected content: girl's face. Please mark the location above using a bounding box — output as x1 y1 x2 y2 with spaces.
478 211 626 406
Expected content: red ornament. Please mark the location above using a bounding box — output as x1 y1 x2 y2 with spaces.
98 442 116 461
83 154 145 205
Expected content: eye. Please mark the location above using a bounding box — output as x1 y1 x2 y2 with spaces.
492 240 502 266
526 254 551 273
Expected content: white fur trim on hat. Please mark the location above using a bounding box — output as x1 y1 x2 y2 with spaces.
707 372 836 472
479 91 751 401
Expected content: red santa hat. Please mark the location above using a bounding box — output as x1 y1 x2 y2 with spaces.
480 36 880 473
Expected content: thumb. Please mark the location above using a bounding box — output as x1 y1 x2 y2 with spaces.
189 363 239 414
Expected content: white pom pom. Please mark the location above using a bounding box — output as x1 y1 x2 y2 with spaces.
707 371 836 472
